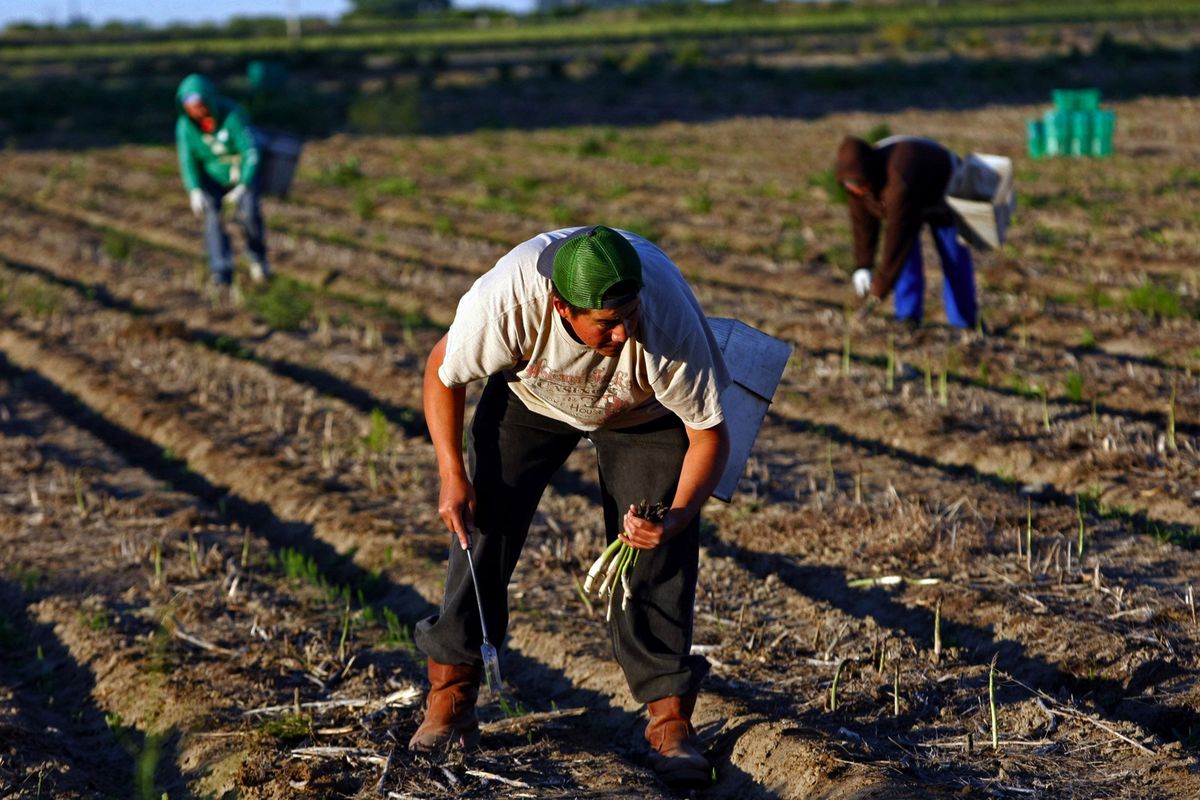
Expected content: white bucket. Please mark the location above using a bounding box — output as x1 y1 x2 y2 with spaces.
945 153 1016 251
707 318 792 502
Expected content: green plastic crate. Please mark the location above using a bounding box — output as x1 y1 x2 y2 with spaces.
1091 110 1116 157
1069 112 1093 157
1052 88 1101 112
1026 119 1045 159
1042 110 1069 156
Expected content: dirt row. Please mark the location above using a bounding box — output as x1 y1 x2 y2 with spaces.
8 128 1200 390
2 189 1194 543
7 98 1200 376
0 339 695 798
2 217 1198 795
33 96 1200 293
0 256 923 796
0 365 439 798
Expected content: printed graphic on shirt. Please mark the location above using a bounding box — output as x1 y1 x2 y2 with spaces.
518 359 633 425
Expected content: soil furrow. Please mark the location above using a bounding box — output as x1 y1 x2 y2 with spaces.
0 358 681 799
0 271 939 797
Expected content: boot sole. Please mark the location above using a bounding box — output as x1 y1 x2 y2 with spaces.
407 727 481 753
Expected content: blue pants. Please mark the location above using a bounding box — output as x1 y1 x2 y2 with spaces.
893 223 977 328
199 175 267 285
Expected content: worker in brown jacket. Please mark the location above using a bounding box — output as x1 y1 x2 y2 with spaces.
835 135 977 328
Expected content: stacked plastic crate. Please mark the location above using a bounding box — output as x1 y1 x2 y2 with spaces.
1027 89 1116 158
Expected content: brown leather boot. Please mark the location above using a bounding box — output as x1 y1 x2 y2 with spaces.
408 660 482 752
645 691 712 788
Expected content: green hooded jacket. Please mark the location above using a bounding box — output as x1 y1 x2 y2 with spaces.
175 74 260 192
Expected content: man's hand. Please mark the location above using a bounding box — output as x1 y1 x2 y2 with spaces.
437 471 476 551
189 188 208 218
619 505 683 550
224 184 247 208
852 268 872 298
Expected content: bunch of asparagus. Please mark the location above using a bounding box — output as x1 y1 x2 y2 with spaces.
582 501 665 621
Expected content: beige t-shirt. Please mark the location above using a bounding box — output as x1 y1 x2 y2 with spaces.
439 228 729 431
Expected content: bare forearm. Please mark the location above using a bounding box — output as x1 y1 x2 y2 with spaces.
669 422 730 526
423 335 468 480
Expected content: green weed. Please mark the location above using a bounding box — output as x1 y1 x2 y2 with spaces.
576 135 606 157
864 122 892 144
210 335 250 359
807 168 847 204
549 204 574 226
242 276 313 331
498 695 529 719
1137 226 1169 246
315 155 364 187
79 608 110 631
620 44 656 80
101 230 136 262
1124 283 1182 320
1005 374 1042 399
685 191 713 214
365 408 390 455
672 41 706 71
260 714 311 741
1064 371 1084 403
352 190 376 221
14 282 62 317
378 607 415 650
877 20 934 50
512 175 543 195
268 547 352 605
377 176 418 197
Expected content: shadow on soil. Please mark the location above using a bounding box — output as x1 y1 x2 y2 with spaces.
706 482 1200 758
0 579 184 799
0 353 730 795
4 38 1197 149
0 350 434 620
0 254 427 438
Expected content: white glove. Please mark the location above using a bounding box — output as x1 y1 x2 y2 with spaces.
189 188 207 218
852 268 872 298
224 184 247 208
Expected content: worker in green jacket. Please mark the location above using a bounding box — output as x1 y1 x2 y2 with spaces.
175 73 271 287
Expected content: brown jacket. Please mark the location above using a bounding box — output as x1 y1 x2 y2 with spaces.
835 136 954 300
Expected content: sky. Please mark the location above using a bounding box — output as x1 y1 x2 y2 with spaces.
0 0 531 28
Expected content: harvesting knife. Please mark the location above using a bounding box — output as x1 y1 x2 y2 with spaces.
464 530 502 694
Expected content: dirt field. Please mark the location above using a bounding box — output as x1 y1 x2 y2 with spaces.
0 95 1197 798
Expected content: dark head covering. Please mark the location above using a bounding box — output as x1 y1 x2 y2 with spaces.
835 136 875 188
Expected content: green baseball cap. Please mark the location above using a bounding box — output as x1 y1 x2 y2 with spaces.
539 226 643 310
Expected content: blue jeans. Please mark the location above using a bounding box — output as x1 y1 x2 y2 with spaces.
893 223 977 328
199 175 267 285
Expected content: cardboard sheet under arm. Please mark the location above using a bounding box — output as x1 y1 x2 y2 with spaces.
706 318 792 502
